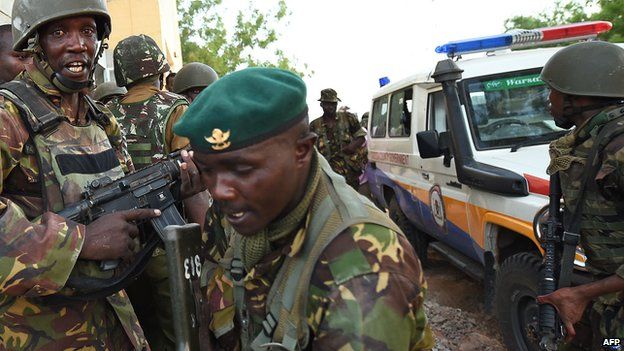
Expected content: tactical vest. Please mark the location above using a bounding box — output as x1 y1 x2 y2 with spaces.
559 109 624 280
223 154 402 351
108 91 187 169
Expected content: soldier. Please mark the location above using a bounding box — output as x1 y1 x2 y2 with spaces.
310 88 367 189
165 71 176 92
174 67 435 350
0 1 31 83
172 62 219 103
92 81 127 104
106 34 200 350
536 41 624 349
106 34 189 170
0 0 168 349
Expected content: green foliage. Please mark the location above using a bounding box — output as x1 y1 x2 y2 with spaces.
505 0 624 42
177 0 311 77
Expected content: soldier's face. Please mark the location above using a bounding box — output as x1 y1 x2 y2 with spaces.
183 87 205 103
194 130 312 236
0 29 30 83
321 101 337 115
548 88 565 119
39 16 97 83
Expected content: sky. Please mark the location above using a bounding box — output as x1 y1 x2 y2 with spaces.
256 0 561 119
213 0 582 119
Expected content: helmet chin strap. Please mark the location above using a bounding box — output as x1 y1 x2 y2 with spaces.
32 23 111 94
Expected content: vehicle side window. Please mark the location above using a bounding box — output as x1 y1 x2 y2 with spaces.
371 96 389 138
389 88 412 137
428 90 447 132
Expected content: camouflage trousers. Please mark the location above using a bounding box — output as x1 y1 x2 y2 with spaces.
559 300 624 351
127 249 175 351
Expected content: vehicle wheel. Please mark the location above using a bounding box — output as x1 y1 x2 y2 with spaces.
388 196 429 266
496 252 542 351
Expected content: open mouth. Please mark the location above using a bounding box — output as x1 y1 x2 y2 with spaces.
65 61 86 74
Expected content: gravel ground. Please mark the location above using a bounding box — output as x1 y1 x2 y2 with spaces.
424 250 507 351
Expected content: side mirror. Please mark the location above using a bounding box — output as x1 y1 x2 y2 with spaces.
417 130 442 158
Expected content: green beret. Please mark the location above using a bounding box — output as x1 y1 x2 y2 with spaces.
173 67 308 153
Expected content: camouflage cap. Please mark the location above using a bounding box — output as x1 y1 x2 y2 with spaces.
113 34 170 87
318 88 341 102
92 81 127 102
174 67 308 153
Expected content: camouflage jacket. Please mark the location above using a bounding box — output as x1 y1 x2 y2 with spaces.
0 64 147 350
203 158 434 350
310 112 367 186
106 82 188 169
552 105 624 305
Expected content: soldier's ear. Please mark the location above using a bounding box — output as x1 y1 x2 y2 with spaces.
294 132 316 166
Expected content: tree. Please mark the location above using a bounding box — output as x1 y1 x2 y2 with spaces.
177 0 310 76
504 0 624 42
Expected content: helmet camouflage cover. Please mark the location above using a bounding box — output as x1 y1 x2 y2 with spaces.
114 34 170 87
172 62 219 94
12 0 111 51
540 41 624 98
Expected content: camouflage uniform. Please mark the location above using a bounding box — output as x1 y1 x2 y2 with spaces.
203 154 434 350
106 34 189 170
0 63 147 349
548 106 624 350
310 111 367 189
106 34 190 350
106 83 189 168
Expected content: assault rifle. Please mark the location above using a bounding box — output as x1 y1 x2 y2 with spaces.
56 151 204 350
58 151 187 297
537 173 580 350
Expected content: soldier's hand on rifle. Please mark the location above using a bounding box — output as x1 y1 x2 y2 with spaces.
179 149 205 199
80 208 162 261
537 286 591 342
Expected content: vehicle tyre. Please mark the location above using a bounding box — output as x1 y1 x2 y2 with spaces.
496 252 542 351
388 196 429 266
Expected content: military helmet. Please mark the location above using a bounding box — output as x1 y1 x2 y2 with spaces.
113 34 170 87
92 81 127 102
540 41 624 98
11 0 111 51
172 62 219 94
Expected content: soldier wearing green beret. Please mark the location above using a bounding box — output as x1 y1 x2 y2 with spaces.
310 88 368 190
174 67 435 350
535 41 624 350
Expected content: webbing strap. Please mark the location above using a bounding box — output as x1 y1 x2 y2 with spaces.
0 81 62 134
559 116 624 288
250 155 402 350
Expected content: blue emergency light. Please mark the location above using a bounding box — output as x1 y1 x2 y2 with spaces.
436 21 612 57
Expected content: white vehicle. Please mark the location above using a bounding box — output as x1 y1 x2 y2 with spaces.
364 22 613 350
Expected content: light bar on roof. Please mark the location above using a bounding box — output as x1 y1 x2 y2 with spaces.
435 21 613 57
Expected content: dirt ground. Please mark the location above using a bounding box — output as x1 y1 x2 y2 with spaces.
424 249 507 351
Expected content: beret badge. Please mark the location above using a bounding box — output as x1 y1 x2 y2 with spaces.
205 128 231 151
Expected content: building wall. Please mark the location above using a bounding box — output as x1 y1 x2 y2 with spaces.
101 0 183 81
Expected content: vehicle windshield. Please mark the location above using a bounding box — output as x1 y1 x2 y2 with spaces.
463 68 564 150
